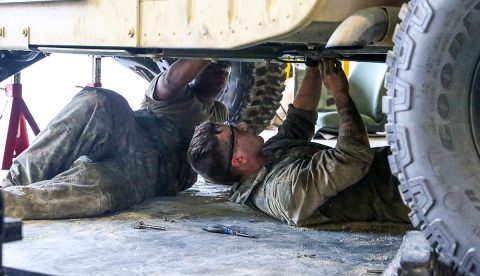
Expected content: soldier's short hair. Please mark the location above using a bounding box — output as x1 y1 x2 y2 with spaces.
188 121 232 184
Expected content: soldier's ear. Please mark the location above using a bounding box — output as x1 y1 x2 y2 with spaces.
232 153 247 168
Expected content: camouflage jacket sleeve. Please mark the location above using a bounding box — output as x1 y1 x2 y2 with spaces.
209 100 229 123
268 104 318 143
141 74 226 128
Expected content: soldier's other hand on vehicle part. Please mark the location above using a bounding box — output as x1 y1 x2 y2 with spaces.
192 62 231 101
319 59 348 96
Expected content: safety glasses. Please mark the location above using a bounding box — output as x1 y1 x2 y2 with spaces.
225 121 237 177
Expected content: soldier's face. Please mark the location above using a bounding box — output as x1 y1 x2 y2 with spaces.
234 122 264 154
217 122 264 158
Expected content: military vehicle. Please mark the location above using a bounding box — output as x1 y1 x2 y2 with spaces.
0 0 478 274
0 0 403 133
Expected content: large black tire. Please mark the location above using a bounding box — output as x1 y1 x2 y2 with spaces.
219 61 286 134
384 0 480 274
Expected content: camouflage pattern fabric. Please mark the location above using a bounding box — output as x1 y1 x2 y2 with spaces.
1 76 227 219
230 105 409 226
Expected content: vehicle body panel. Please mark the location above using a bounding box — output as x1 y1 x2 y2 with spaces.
0 0 404 54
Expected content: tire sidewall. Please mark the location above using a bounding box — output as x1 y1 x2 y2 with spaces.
391 0 480 270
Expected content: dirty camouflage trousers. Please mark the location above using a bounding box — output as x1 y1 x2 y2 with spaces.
1 88 165 219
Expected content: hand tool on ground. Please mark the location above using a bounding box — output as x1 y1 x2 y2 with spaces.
202 224 256 238
132 221 166 231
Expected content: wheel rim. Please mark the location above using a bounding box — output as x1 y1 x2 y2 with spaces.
470 57 480 158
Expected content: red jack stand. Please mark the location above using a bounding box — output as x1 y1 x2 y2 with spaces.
1 73 40 170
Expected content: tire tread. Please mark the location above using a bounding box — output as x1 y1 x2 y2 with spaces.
383 0 477 274
220 61 286 134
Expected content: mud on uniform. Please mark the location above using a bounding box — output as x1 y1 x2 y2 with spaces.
230 105 409 226
1 74 228 219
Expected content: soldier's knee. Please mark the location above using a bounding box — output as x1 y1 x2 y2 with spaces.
75 87 131 115
78 86 126 104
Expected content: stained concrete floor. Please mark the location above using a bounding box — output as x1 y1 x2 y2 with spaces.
2 133 413 275
3 179 413 275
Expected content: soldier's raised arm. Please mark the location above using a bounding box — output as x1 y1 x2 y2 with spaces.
154 59 211 101
320 59 369 146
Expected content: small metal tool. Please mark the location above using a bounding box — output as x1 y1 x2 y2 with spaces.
202 224 256 238
365 269 384 275
132 221 166 231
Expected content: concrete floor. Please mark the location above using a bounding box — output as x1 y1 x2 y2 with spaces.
2 133 413 275
3 181 412 275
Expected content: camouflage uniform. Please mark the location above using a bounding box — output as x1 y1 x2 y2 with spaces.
1 74 227 219
230 105 409 226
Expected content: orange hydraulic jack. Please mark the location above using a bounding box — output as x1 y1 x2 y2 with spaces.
1 73 40 170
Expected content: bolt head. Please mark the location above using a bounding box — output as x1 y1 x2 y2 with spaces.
128 28 135 37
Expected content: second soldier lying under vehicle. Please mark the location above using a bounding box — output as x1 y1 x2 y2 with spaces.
188 59 410 226
1 59 229 219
